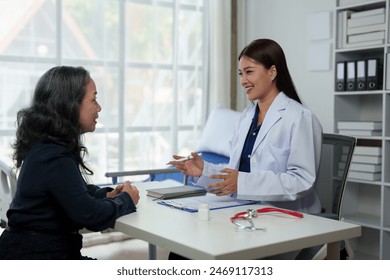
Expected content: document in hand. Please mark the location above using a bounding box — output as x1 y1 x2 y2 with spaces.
146 185 207 200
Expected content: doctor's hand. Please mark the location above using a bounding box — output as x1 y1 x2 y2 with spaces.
206 168 238 196
167 152 203 177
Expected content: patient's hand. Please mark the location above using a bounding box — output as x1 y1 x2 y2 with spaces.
122 181 140 205
106 184 124 198
168 152 203 177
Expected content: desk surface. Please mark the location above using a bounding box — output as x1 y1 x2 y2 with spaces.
114 180 361 260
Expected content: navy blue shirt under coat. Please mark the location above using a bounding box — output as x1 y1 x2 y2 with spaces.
239 105 261 173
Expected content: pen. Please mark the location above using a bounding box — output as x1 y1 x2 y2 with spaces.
164 201 184 209
171 155 194 162
162 201 197 212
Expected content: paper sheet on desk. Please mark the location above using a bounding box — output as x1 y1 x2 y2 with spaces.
158 193 257 212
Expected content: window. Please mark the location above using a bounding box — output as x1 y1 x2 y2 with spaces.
0 0 207 183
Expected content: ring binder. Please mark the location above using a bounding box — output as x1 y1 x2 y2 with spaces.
336 61 346 91
367 58 383 90
346 61 356 91
356 60 366 90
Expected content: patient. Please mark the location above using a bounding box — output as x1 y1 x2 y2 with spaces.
0 66 140 260
168 38 323 259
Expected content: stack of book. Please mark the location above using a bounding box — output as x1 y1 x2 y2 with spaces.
348 146 382 181
339 0 380 6
338 7 385 48
337 121 382 137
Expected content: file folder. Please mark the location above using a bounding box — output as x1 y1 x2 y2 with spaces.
346 61 356 91
157 193 257 212
367 58 382 90
356 60 366 91
335 61 346 91
146 185 207 199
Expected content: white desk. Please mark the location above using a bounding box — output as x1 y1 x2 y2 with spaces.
114 180 361 260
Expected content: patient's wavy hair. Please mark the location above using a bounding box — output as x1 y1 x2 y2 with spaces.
238 38 302 104
12 66 93 175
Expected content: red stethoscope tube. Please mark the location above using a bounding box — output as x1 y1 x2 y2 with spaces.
231 207 303 223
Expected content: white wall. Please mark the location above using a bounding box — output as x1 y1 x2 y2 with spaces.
237 0 336 133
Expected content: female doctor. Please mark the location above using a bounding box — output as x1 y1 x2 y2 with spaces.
169 38 323 214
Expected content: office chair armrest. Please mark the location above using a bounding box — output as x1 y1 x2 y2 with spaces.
105 168 182 184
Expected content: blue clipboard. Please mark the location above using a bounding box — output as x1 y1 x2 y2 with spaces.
157 194 257 213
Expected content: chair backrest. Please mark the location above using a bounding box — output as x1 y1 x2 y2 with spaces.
106 107 238 185
0 159 17 227
151 106 238 183
314 133 356 220
197 106 241 158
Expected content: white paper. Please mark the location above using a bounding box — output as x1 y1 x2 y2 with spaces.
347 61 355 78
307 42 331 71
337 62 345 79
307 11 331 41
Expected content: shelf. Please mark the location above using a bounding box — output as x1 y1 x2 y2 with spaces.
335 45 385 53
335 91 382 95
345 180 384 187
353 251 380 260
335 49 385 62
342 182 381 227
343 213 381 228
348 226 380 259
347 178 383 184
337 0 386 11
383 187 390 226
335 0 390 259
385 96 390 136
335 95 383 125
382 231 390 259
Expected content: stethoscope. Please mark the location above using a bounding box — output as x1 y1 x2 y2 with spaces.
230 207 304 231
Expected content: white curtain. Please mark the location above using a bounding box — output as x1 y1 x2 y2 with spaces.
206 0 232 113
0 0 235 183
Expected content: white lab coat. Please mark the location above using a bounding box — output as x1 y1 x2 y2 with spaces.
195 92 323 213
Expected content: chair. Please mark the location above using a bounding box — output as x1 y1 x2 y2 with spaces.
295 133 357 260
0 159 17 228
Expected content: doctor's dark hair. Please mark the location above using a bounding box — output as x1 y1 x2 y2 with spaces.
238 38 302 104
12 65 93 175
